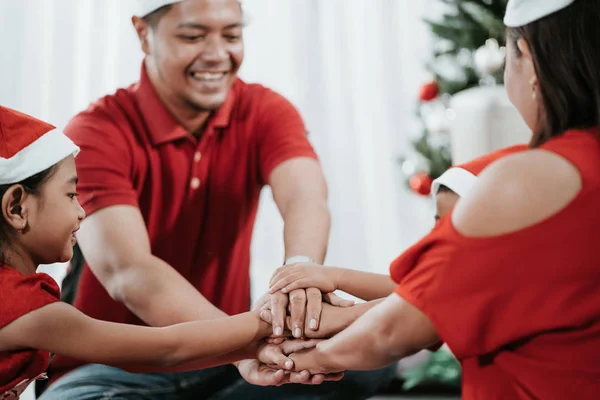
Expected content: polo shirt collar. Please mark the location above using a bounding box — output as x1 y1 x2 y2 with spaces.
134 63 237 146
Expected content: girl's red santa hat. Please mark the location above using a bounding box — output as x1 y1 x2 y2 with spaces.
431 144 528 197
0 106 79 185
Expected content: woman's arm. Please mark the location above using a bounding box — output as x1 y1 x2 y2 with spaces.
0 302 272 373
290 293 440 373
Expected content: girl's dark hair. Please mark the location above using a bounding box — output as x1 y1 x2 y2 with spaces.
506 0 600 147
0 165 57 260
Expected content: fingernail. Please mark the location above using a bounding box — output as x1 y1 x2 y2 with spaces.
310 319 317 330
294 328 302 338
285 360 293 370
275 326 282 336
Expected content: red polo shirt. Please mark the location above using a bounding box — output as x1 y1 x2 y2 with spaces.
51 64 317 377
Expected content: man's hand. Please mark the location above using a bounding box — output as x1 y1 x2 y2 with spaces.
270 287 323 338
237 358 342 386
268 280 352 338
261 301 356 340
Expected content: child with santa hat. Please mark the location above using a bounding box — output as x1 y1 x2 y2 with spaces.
0 106 326 399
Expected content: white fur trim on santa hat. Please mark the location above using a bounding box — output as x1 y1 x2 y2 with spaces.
504 0 576 27
0 129 79 185
431 167 477 198
136 0 181 17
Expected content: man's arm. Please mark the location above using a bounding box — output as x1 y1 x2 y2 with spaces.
268 157 331 337
270 157 330 265
76 205 227 327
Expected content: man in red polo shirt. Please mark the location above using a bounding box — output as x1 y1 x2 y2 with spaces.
39 0 396 399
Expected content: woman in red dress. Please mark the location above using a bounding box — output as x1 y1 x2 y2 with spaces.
289 0 600 398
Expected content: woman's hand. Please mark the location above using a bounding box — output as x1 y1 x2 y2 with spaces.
257 338 323 371
289 345 345 375
269 263 340 294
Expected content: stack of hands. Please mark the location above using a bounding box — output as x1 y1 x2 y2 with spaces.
238 263 354 386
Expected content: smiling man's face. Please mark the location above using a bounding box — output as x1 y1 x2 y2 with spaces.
138 0 244 112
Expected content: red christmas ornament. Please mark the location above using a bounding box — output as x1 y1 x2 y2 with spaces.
419 81 439 102
409 173 433 196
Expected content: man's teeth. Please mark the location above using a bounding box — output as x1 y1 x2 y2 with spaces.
192 72 225 81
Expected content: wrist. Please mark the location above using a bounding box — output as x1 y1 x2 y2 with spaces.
328 267 343 291
254 312 272 339
313 341 340 374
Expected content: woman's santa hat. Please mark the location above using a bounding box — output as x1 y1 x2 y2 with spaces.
431 145 527 197
0 106 79 185
504 0 576 27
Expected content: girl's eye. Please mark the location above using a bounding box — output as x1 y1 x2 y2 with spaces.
68 193 79 199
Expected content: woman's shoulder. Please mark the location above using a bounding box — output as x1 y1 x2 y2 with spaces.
451 149 582 238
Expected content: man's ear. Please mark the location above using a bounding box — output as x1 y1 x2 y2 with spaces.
132 16 151 55
517 38 538 86
1 185 29 232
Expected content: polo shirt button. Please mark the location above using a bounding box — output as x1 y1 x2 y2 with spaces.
194 152 202 162
190 177 201 189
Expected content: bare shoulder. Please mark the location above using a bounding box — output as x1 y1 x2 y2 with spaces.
451 149 582 237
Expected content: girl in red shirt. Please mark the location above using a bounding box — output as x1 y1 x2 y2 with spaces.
287 0 600 398
0 106 327 398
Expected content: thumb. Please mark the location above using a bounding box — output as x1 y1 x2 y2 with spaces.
281 339 322 354
323 292 355 307
260 309 273 323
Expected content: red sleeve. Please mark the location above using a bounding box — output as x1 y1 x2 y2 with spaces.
254 89 318 184
391 215 588 360
0 269 60 328
64 109 138 216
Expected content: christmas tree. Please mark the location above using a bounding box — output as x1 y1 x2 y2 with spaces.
400 0 508 196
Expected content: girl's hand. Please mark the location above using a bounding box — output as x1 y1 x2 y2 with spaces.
269 263 340 294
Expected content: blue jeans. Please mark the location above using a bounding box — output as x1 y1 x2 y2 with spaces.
39 363 397 400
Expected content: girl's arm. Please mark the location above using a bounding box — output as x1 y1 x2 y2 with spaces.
335 269 397 301
269 263 396 301
290 293 440 373
0 302 272 373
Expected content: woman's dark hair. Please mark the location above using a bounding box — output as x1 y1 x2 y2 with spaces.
0 165 57 260
506 0 600 147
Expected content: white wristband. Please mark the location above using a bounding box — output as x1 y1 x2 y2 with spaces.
284 255 315 265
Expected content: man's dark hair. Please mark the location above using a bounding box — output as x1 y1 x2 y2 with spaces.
142 1 243 30
143 5 173 30
507 0 600 147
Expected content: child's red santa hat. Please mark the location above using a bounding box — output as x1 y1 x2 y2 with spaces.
0 106 79 185
431 144 528 197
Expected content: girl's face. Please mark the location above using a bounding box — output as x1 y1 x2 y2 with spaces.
15 156 85 266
